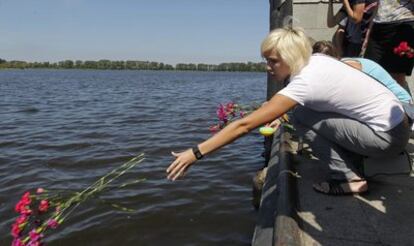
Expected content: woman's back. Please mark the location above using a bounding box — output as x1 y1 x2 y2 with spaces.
279 55 404 131
353 57 412 103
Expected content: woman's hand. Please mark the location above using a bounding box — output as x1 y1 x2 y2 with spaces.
166 95 297 181
166 149 197 181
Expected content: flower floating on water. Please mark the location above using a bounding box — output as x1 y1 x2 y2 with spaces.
393 41 414 58
209 101 260 133
10 154 146 246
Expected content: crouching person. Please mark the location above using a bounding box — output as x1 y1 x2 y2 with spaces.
166 27 410 196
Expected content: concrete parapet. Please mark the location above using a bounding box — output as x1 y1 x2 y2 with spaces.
252 128 301 246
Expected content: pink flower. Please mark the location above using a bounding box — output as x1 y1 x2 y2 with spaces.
12 238 25 246
14 201 25 213
36 188 44 194
14 201 32 216
225 102 236 116
15 215 28 225
29 229 43 242
21 192 31 205
15 192 33 216
47 219 59 229
216 104 228 123
38 200 49 213
11 223 22 237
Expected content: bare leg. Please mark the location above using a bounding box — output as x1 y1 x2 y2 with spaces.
332 27 345 58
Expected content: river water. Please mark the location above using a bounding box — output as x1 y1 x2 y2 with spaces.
0 69 267 245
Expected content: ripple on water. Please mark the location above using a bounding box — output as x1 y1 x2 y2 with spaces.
0 70 266 245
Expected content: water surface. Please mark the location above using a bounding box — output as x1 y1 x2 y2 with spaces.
0 69 267 245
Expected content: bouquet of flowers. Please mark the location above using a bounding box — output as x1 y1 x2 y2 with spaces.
10 154 145 246
209 101 260 133
208 101 294 135
393 41 414 58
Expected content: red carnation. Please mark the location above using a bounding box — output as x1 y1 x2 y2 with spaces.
394 41 414 58
11 223 22 238
11 238 25 246
15 215 28 225
38 200 49 213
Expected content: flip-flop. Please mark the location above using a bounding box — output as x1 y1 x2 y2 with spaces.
313 179 368 196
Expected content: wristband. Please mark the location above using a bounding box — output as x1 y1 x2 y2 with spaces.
192 146 203 160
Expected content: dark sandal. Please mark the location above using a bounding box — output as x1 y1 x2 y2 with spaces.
313 180 367 196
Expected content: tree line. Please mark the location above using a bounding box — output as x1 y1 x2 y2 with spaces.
0 58 266 72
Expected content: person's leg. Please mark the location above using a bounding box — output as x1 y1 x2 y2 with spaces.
332 27 345 58
292 106 409 194
346 42 362 57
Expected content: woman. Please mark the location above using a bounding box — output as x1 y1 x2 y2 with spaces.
327 0 378 57
166 27 410 195
364 0 414 93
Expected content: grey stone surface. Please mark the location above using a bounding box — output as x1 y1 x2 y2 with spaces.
294 138 414 245
364 152 412 177
293 2 341 42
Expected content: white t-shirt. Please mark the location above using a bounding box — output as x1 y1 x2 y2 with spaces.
278 55 404 132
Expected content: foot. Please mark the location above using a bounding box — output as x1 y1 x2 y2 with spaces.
313 179 368 195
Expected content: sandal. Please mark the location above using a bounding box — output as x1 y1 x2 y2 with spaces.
313 179 368 196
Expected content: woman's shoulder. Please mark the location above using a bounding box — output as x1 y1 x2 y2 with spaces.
292 55 344 83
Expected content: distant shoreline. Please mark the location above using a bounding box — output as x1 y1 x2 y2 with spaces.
0 59 266 72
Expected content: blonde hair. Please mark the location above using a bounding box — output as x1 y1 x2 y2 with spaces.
261 27 312 77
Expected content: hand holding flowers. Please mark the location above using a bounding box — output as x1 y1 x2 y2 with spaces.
209 101 294 136
209 101 259 133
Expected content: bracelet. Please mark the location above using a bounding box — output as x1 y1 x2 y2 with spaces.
192 146 203 160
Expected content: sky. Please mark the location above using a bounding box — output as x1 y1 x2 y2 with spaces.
0 0 270 65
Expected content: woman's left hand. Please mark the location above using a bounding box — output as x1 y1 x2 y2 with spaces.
166 149 197 181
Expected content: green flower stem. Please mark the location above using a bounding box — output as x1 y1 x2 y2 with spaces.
58 154 144 221
31 154 145 237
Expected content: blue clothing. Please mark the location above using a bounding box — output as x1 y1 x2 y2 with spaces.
343 57 412 103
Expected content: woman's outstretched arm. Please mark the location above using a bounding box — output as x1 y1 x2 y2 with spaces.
342 0 365 23
166 94 298 180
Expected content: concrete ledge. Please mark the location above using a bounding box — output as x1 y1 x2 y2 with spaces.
252 128 301 246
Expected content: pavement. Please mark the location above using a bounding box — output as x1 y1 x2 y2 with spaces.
294 140 414 245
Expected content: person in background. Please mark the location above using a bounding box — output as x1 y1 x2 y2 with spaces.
327 0 378 57
312 40 412 104
166 27 410 196
364 0 414 93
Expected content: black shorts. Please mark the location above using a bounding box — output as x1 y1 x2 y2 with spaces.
365 20 414 76
343 40 362 57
